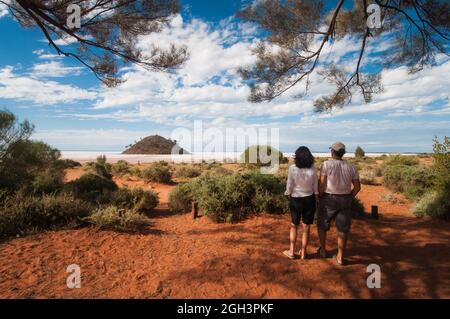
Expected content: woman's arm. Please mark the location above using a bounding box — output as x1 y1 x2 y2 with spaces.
284 166 293 196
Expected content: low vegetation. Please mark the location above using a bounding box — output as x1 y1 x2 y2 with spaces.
174 166 201 179
111 160 131 177
84 206 148 231
0 193 90 237
240 145 287 167
383 165 435 200
141 162 172 183
168 183 194 214
168 172 288 223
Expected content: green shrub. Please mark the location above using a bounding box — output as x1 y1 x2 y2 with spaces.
84 206 148 231
108 187 159 212
86 155 113 179
111 160 130 177
413 190 449 219
141 163 172 183
55 159 82 169
194 174 256 223
0 193 90 237
0 140 62 191
30 168 65 195
432 136 450 193
186 172 288 223
174 166 201 178
244 171 288 213
374 166 383 177
383 155 419 167
359 169 376 185
203 166 232 177
66 173 118 201
355 146 365 158
240 145 287 167
383 165 435 200
129 166 142 178
168 183 194 214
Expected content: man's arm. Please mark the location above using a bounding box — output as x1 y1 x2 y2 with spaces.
319 175 327 197
351 179 361 197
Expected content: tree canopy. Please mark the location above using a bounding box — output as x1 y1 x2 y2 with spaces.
1 0 188 86
237 0 449 111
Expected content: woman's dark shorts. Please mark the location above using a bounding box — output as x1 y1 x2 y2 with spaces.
289 194 316 226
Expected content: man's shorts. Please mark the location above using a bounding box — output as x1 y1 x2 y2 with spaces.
317 194 353 233
289 194 316 226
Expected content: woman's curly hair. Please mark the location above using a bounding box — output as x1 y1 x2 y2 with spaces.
294 146 314 169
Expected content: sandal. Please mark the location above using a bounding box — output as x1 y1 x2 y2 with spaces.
283 250 296 260
334 254 345 266
297 250 308 260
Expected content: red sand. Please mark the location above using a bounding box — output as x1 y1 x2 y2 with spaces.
1 175 449 298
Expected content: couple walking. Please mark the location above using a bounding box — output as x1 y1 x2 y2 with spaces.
283 142 361 266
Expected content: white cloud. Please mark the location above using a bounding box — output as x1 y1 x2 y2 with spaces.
31 61 83 77
0 1 9 18
0 66 96 104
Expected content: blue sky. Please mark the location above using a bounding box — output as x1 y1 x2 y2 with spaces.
0 0 449 153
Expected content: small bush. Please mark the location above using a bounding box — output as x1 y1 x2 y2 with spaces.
85 206 148 231
109 187 159 212
380 193 405 204
383 155 419 167
111 160 130 177
66 173 118 201
203 166 232 177
141 163 172 183
187 172 288 223
86 156 113 179
374 166 383 177
55 159 82 169
129 166 142 178
168 183 194 214
355 146 365 158
175 166 201 178
413 190 449 219
240 145 287 167
194 174 256 223
0 193 90 237
244 171 288 214
359 169 376 185
31 168 65 194
383 165 435 200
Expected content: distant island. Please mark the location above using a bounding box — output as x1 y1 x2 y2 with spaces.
122 135 190 155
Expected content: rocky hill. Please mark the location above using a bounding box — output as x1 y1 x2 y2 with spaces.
122 135 189 155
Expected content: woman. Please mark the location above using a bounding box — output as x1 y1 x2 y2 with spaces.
283 146 318 260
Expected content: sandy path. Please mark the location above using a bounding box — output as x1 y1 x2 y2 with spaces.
0 183 449 299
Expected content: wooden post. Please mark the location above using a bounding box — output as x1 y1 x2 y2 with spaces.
192 201 199 219
371 205 379 219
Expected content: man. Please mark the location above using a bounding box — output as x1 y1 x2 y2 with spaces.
317 142 361 266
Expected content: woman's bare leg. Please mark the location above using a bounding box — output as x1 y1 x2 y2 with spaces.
300 224 311 259
289 224 298 256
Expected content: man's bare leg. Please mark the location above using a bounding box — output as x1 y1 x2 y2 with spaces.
300 224 311 259
318 228 327 258
289 224 298 256
337 232 348 263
